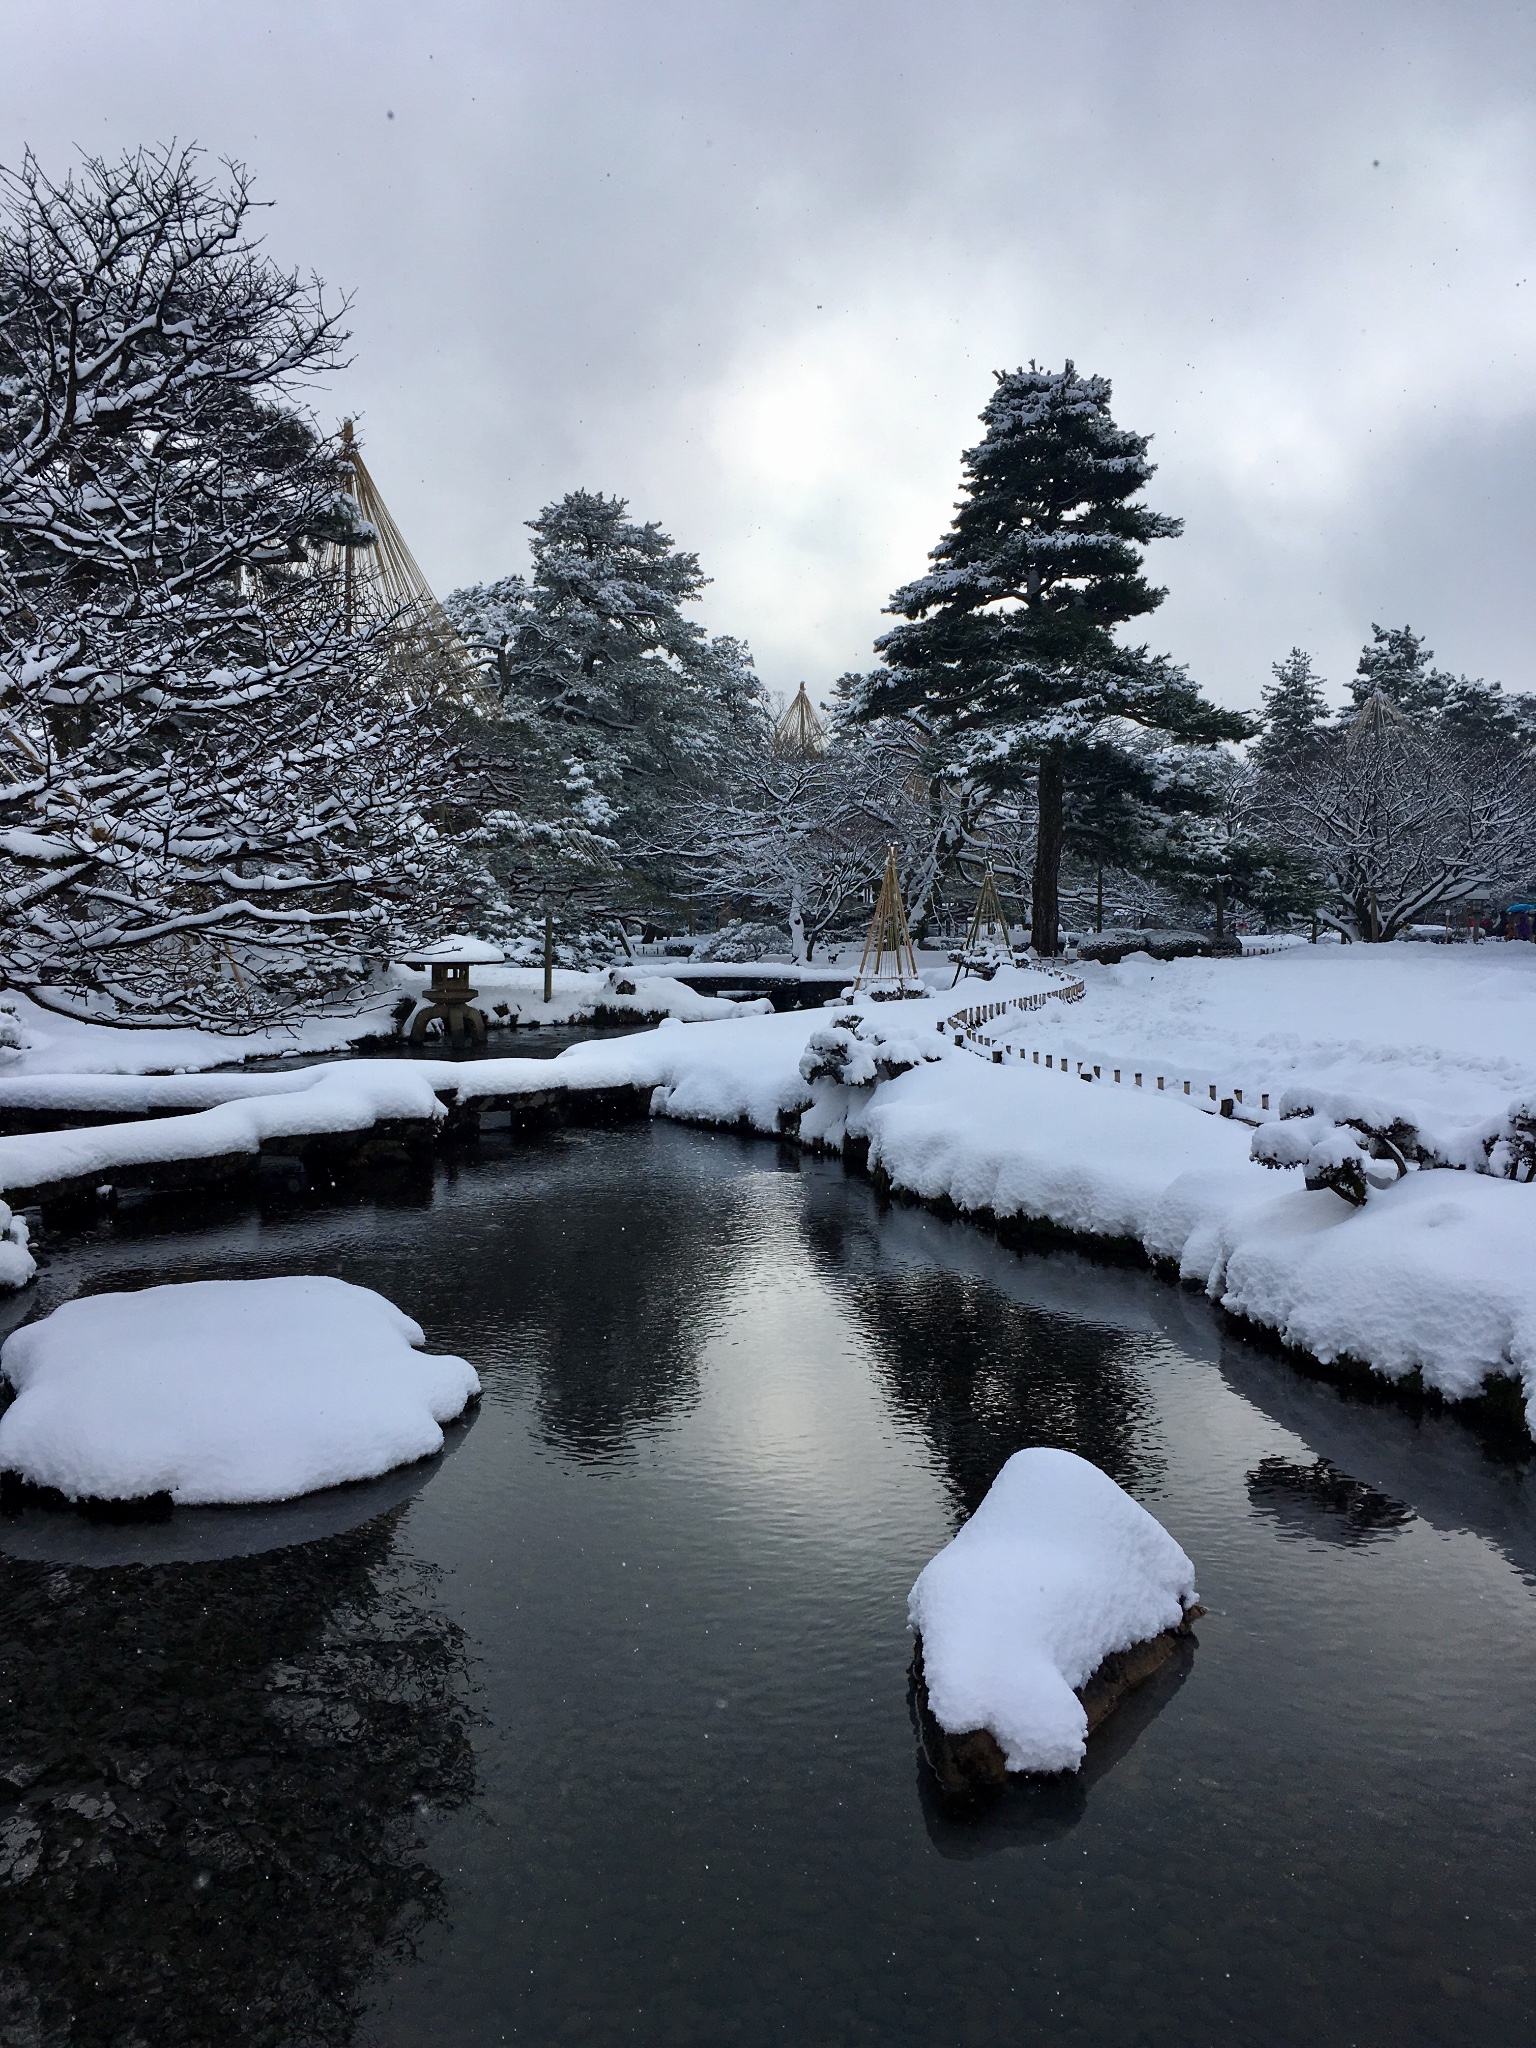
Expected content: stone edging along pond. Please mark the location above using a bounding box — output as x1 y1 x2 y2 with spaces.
0 1037 1531 1453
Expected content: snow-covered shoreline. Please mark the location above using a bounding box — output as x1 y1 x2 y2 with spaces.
0 967 769 1081
0 946 1532 1437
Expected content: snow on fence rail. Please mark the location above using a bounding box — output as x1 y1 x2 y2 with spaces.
940 978 1276 1119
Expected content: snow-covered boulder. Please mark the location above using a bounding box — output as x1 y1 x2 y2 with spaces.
908 1448 1200 1787
0 1277 478 1507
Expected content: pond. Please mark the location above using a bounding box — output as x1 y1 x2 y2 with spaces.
1 1121 1533 2047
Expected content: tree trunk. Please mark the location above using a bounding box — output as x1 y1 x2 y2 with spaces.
1214 877 1226 945
1031 750 1065 955
789 884 808 964
1095 866 1104 933
542 902 554 1005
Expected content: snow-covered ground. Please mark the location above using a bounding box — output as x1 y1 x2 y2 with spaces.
0 1276 479 1505
909 1447 1199 1775
0 944 1532 1434
1031 940 1536 1155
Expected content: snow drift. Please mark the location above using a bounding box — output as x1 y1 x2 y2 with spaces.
908 1448 1199 1776
0 1276 479 1505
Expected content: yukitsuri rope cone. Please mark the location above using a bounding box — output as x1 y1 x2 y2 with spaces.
773 682 827 757
329 421 494 710
952 865 1016 985
855 847 922 992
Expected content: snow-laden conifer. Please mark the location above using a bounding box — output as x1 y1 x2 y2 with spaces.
850 363 1249 953
1254 649 1331 769
449 491 764 854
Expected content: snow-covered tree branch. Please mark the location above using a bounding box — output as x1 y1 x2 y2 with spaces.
0 146 487 1026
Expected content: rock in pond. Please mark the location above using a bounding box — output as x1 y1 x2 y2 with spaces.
907 1447 1202 1796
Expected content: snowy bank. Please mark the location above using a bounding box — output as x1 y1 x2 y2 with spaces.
386 961 768 1036
0 1277 479 1505
0 965 764 1081
2 953 1534 1435
908 1449 1199 1781
535 976 1536 1433
1027 940 1536 1155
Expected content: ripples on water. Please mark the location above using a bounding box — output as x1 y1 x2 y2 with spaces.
0 1121 1533 2046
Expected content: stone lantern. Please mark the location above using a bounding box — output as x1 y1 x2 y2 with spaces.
400 936 505 1047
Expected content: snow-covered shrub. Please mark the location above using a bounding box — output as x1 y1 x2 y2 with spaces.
1076 929 1214 965
497 916 614 972
799 1013 944 1088
689 921 789 963
1484 1100 1536 1183
0 1202 35 1292
1252 1113 1407 1207
0 997 23 1065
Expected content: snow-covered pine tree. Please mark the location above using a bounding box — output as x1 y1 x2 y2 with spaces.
0 146 483 1027
1348 623 1529 749
1348 625 1448 715
1254 649 1331 768
448 492 765 867
851 363 1249 953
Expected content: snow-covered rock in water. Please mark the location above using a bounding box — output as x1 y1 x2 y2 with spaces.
908 1448 1199 1785
0 1277 478 1506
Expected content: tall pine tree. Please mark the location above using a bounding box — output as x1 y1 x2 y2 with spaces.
850 363 1249 952
1348 623 1522 747
1254 649 1330 768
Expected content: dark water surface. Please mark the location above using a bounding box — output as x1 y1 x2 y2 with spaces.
1 1123 1534 2047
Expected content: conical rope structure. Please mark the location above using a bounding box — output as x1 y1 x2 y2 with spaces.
773 682 827 757
326 422 496 713
855 845 920 989
952 865 1016 984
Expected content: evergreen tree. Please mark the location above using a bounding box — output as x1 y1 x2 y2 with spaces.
849 362 1249 952
449 492 764 858
1348 623 1529 749
1349 624 1446 714
1255 649 1330 768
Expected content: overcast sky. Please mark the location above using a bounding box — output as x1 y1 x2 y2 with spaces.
4 1 1532 711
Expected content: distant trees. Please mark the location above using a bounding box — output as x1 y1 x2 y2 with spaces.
1244 627 1536 941
847 363 1250 953
15 141 1523 997
0 146 478 1026
648 720 926 959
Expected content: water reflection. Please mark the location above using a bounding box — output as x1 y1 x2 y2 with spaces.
1215 1334 1536 1585
1247 1455 1415 1546
0 1510 472 2048
913 1635 1198 1855
495 1132 793 1461
799 1174 1165 1513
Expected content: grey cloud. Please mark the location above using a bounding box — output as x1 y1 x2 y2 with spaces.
2 0 1532 705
